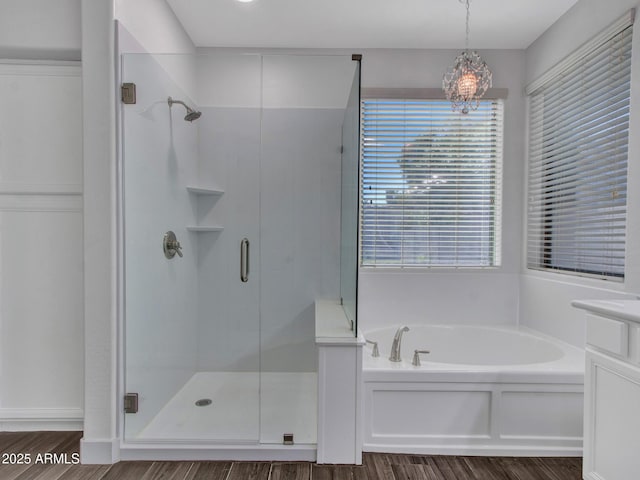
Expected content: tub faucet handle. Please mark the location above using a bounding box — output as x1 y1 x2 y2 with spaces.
365 339 380 357
412 349 430 366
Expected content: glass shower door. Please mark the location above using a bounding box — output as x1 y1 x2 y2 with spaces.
192 53 262 443
121 51 359 446
121 52 261 443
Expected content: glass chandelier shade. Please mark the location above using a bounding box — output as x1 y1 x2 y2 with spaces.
443 0 492 114
443 50 492 114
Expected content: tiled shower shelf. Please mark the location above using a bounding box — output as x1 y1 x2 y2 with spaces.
186 186 224 196
186 226 224 232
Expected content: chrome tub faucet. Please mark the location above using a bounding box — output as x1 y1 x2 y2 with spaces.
365 339 380 357
412 349 430 366
389 326 410 362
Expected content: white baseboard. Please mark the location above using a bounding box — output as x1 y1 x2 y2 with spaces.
363 443 583 457
0 408 83 431
80 437 120 464
120 443 317 462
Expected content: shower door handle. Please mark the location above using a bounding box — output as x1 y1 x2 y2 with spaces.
240 238 250 282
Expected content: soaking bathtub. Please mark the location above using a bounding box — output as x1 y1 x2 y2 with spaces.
362 325 584 456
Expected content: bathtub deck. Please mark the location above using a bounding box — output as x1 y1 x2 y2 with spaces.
0 431 583 479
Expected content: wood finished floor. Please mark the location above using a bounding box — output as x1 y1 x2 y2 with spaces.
0 432 583 480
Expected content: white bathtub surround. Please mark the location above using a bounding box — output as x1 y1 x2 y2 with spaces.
359 271 521 331
572 300 640 480
362 325 584 456
315 300 364 465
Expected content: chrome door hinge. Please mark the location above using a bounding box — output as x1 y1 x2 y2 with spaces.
121 83 136 104
124 393 138 414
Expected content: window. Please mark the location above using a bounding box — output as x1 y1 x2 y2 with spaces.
360 98 504 267
526 19 632 280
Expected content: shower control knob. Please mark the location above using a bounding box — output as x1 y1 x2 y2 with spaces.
163 231 183 259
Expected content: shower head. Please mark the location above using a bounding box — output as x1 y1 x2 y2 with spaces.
167 96 202 122
184 109 202 122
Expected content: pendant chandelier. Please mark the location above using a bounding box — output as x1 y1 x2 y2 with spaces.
443 0 492 114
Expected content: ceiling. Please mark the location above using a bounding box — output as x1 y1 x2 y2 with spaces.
166 0 580 50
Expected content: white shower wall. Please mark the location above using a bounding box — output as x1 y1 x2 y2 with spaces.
195 104 262 372
194 54 351 373
259 106 343 372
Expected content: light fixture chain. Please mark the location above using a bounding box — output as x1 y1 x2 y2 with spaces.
465 0 470 50
444 0 492 114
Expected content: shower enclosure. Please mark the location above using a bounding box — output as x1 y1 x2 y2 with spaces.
119 52 360 450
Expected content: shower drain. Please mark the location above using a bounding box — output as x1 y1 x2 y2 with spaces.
195 398 212 407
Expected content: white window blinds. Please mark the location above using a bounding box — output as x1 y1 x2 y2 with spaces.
526 23 632 280
360 99 504 267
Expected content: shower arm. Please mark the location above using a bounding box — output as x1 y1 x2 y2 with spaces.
168 97 188 109
167 96 202 122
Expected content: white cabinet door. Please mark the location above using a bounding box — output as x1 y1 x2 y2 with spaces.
584 348 640 480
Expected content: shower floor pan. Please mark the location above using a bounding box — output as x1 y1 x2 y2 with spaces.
133 371 317 444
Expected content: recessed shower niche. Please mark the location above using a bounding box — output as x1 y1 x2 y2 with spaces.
120 52 360 449
185 185 224 232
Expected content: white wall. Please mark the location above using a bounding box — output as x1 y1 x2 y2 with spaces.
115 0 195 55
0 0 83 434
525 0 639 82
0 63 83 430
357 49 526 331
520 0 640 347
0 0 81 60
81 0 118 462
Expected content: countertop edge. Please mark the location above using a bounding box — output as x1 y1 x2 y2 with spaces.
572 299 640 324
